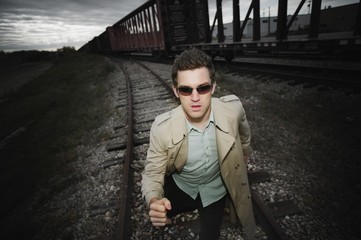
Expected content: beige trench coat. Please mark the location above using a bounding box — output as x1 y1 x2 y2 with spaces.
141 95 256 239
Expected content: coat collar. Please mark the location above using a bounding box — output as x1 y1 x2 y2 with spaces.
169 97 235 168
170 98 230 143
170 105 187 144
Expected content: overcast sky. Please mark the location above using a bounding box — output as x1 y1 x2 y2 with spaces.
0 0 358 52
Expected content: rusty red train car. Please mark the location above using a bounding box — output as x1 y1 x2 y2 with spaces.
82 0 211 55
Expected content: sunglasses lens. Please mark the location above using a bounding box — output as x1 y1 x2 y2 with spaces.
197 85 211 94
178 87 193 96
177 84 212 96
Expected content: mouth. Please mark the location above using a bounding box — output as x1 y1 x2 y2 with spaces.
191 105 201 111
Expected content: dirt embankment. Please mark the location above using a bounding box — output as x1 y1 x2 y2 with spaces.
0 62 52 99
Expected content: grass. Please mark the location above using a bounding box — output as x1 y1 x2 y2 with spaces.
0 53 116 229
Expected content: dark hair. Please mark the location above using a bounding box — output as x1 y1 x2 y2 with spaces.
171 48 216 86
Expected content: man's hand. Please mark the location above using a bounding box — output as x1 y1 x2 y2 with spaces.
148 198 172 227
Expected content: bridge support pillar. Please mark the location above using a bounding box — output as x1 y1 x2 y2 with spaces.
253 0 261 41
308 0 322 38
354 0 361 35
276 0 288 40
233 0 241 42
217 0 225 42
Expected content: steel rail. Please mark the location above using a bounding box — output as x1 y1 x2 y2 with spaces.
135 60 174 95
114 62 135 240
251 189 289 240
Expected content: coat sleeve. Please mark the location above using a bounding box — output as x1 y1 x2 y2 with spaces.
238 101 252 156
141 120 168 206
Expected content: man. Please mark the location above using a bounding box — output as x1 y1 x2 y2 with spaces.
141 48 256 240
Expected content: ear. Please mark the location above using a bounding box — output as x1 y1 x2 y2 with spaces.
172 86 180 98
211 82 216 94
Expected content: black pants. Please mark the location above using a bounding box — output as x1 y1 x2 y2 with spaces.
164 176 226 240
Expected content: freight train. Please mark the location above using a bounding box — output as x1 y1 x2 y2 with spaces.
79 0 361 60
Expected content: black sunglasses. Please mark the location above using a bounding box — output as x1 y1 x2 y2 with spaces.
177 84 212 96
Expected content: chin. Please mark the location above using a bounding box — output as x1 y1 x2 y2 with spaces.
188 113 204 120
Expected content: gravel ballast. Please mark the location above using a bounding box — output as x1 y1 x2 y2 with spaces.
29 59 361 240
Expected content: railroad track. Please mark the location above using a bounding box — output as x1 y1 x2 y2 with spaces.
103 58 301 239
130 54 361 93
217 58 361 95
109 58 177 239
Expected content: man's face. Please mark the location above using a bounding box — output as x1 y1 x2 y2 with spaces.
172 67 216 127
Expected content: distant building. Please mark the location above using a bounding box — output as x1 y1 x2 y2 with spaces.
213 3 358 39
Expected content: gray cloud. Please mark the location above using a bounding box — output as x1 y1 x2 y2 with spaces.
0 0 147 51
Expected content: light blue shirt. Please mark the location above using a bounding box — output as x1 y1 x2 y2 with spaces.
172 111 227 207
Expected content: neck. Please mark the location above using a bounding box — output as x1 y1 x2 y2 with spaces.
186 109 212 131
191 121 207 130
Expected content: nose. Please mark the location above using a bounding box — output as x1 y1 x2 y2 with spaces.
190 89 200 101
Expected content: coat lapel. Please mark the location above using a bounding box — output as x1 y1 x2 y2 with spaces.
212 98 235 163
216 129 235 163
170 106 188 172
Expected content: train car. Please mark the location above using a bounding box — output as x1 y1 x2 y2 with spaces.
82 30 112 54
88 37 101 53
97 31 112 53
104 0 211 56
81 36 104 54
